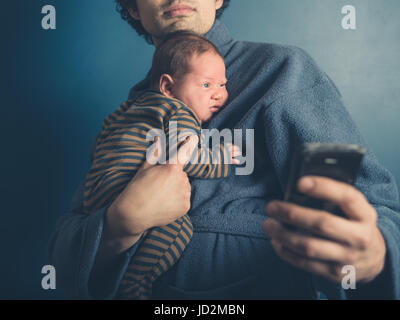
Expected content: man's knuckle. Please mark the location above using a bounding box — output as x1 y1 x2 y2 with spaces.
297 257 309 269
356 233 369 250
329 264 342 278
303 242 316 258
313 218 329 234
285 206 296 222
369 208 378 222
344 250 357 264
340 186 357 205
356 189 367 202
333 274 343 283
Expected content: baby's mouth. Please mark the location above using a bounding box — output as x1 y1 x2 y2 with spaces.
210 106 222 112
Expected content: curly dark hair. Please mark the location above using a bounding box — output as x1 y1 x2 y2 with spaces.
115 0 231 44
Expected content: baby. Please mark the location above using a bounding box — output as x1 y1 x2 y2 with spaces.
84 32 240 299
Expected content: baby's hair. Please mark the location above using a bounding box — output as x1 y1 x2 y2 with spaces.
150 31 224 90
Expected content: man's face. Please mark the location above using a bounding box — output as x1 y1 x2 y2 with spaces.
130 0 224 44
171 51 228 123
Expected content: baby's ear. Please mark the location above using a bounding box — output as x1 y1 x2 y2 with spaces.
159 74 175 98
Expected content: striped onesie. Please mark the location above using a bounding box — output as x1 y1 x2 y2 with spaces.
84 91 231 299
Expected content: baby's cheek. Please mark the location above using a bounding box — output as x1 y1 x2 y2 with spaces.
223 90 229 103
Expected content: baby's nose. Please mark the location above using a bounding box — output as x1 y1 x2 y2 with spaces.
212 93 222 100
212 90 225 100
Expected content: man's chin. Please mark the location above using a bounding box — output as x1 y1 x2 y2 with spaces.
163 18 200 34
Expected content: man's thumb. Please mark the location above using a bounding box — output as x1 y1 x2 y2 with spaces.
177 135 199 167
140 136 163 171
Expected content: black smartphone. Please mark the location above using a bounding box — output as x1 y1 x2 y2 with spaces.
284 143 366 217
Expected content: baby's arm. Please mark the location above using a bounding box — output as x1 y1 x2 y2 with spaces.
188 138 241 179
167 109 241 179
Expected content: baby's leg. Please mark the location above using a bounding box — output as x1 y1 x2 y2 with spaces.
116 214 193 300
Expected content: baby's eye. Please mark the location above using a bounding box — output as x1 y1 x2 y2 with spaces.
202 83 210 88
220 83 226 87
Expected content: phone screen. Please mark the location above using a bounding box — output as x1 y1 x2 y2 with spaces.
284 143 366 217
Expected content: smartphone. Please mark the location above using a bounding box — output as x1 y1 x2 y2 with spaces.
284 143 366 217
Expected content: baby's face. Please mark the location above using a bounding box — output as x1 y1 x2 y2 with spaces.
172 51 228 122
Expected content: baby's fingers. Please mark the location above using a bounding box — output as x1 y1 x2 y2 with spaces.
227 144 241 165
225 143 241 164
229 144 242 157
231 158 241 165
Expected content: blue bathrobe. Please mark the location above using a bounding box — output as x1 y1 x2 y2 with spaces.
48 20 400 299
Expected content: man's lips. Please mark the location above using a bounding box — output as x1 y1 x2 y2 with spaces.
164 4 195 17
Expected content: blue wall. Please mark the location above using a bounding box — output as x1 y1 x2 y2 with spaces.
2 0 399 298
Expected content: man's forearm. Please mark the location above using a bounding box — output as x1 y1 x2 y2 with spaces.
90 206 144 281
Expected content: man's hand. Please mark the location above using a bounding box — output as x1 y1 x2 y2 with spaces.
262 176 387 284
104 135 198 253
90 136 198 283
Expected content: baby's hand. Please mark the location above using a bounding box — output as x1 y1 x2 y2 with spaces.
226 142 241 165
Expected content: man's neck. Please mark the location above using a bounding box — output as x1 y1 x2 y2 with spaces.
150 19 231 48
152 30 209 48
204 19 233 55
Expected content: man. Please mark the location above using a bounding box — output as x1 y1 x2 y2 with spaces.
49 0 400 299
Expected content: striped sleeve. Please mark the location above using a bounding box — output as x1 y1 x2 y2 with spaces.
166 107 231 179
184 136 231 179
